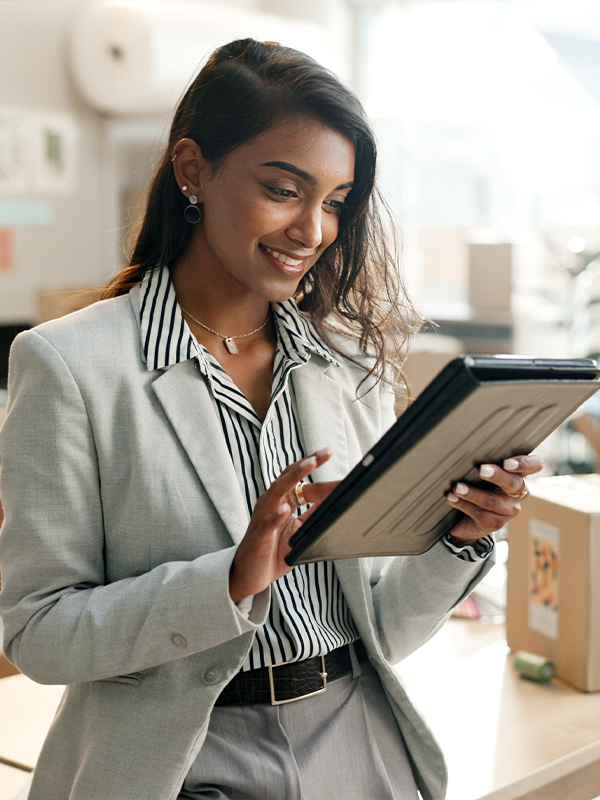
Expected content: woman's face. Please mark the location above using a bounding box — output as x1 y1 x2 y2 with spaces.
184 117 355 303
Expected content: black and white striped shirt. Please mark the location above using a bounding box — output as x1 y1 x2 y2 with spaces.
139 265 493 669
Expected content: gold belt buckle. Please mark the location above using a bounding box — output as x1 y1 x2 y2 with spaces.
268 656 328 706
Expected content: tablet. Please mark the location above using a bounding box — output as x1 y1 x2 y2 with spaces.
286 356 600 565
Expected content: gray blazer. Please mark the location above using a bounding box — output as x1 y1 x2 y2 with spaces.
0 289 492 800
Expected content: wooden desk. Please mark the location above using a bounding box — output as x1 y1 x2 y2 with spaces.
0 674 64 770
2 621 600 799
0 762 31 799
396 618 600 799
0 674 63 798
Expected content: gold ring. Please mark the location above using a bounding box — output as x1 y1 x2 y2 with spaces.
294 481 307 507
505 481 529 501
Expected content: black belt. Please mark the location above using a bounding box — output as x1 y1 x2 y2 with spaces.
215 641 367 707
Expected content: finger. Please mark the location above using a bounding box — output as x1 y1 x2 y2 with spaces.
253 455 318 517
277 447 333 489
449 482 521 518
292 482 342 523
280 447 333 478
258 448 334 514
446 491 513 535
295 479 340 507
478 463 527 497
277 514 302 558
501 455 544 476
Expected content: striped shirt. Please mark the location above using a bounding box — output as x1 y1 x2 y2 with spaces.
139 265 493 669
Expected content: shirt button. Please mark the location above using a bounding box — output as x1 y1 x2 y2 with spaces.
171 633 187 648
202 666 223 685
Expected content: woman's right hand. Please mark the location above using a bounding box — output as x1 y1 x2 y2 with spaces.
229 447 338 604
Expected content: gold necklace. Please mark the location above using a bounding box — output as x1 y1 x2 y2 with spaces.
180 306 270 355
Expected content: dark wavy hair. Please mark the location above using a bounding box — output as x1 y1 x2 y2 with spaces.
103 38 421 393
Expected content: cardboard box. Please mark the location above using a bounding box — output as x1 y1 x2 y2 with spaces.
468 242 512 312
402 351 458 401
507 474 600 691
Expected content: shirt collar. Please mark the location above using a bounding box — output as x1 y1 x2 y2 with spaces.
138 265 341 372
139 266 200 372
272 299 341 368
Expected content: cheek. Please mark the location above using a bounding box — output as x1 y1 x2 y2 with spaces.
206 180 258 233
227 197 283 237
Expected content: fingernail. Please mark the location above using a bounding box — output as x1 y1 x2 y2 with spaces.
278 503 290 515
480 464 494 478
455 483 468 495
447 492 458 502
315 447 332 458
503 458 519 471
300 456 317 468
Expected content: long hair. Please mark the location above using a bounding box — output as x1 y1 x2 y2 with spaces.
103 38 422 393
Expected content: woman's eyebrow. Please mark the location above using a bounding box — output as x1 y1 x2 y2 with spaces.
260 161 354 190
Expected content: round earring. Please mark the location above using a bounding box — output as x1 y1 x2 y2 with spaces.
184 194 202 224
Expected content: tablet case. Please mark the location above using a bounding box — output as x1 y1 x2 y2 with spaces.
286 356 600 565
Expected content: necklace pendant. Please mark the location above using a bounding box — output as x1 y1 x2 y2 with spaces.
224 337 239 355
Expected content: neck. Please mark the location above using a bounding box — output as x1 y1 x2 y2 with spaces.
172 256 271 338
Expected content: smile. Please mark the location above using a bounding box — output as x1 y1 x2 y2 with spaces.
262 246 304 267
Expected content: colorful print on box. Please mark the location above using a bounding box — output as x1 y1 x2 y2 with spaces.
528 519 559 640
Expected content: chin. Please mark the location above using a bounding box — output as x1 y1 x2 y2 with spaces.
258 280 303 305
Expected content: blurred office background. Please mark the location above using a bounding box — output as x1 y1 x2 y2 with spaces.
3 5 600 798
3 0 600 464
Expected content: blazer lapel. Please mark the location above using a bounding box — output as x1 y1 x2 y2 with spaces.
150 355 359 544
151 360 250 544
291 359 351 483
294 359 375 633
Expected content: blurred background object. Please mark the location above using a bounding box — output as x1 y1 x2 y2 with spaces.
5 5 600 796
69 0 338 117
3 0 600 375
5 0 600 622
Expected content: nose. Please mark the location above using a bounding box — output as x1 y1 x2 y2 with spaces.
286 202 323 252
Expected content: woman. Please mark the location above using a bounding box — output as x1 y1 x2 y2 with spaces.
0 40 540 800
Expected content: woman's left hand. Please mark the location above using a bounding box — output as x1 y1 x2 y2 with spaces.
446 454 544 546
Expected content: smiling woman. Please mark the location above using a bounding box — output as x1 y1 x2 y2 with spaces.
172 119 355 308
103 40 419 393
0 38 541 800
166 118 356 418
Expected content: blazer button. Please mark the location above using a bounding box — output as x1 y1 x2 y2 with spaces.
171 633 187 648
202 666 223 685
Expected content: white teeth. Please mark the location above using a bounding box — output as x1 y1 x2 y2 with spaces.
264 246 302 267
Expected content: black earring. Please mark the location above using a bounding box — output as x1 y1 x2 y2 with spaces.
184 194 202 224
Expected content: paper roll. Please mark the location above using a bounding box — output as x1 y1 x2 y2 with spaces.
69 0 335 117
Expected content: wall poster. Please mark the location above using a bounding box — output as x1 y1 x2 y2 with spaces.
0 107 76 197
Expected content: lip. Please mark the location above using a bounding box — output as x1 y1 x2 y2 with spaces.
259 244 309 277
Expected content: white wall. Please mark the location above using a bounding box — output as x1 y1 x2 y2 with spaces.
0 0 353 325
0 0 105 323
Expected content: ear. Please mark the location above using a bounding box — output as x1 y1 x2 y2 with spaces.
171 138 211 202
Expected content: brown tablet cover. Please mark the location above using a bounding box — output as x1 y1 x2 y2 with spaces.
286 357 600 565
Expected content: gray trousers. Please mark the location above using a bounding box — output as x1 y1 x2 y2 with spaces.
178 653 419 800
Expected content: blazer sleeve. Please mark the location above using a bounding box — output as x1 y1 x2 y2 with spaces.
0 331 269 685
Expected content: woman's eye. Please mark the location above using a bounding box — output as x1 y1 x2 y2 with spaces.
267 186 297 199
324 199 346 213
